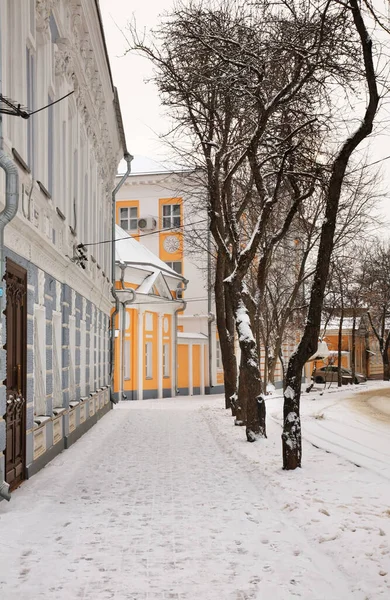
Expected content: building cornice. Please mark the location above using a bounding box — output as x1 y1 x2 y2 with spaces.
38 0 124 185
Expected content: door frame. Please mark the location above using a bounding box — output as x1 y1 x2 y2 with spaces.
4 258 28 490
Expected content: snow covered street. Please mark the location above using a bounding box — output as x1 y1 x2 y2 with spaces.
1 386 390 599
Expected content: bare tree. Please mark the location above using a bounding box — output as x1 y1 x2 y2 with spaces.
127 0 367 443
282 0 381 469
364 241 390 381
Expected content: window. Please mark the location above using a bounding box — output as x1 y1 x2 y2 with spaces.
48 95 54 194
69 316 76 401
34 307 47 415
145 342 153 379
80 320 87 397
52 312 63 408
89 309 95 393
216 340 222 370
163 343 170 377
26 48 35 173
162 204 181 229
165 261 182 274
120 207 138 231
29 0 35 36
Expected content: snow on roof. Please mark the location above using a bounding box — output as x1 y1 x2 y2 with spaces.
178 332 208 340
118 155 188 176
115 225 181 278
136 270 172 299
324 317 362 331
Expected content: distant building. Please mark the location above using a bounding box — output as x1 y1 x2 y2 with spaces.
0 0 126 494
114 157 224 398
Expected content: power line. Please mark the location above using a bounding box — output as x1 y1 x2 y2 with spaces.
0 90 74 118
28 90 75 116
126 296 209 306
82 217 209 247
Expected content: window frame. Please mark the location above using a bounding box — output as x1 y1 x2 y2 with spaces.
165 261 182 275
216 340 222 370
120 206 138 231
145 341 153 379
162 203 181 230
163 343 170 378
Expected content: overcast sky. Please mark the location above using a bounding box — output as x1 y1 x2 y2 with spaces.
100 0 174 161
100 0 390 224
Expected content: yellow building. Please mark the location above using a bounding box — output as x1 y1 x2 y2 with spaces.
114 158 225 399
113 225 209 401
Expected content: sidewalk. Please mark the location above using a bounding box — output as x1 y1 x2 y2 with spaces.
0 395 377 599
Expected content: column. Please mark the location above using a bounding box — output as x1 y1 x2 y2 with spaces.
158 313 163 399
137 309 143 401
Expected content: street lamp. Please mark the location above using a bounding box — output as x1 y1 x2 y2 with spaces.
116 288 136 401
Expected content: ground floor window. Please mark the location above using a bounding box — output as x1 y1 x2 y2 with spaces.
145 341 153 379
216 340 222 370
163 343 170 377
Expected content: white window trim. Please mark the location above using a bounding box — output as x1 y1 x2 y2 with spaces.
145 341 153 379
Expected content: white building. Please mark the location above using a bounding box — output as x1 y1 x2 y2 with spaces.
0 0 127 496
114 157 225 398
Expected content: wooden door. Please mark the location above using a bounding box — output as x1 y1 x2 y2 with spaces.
4 259 27 490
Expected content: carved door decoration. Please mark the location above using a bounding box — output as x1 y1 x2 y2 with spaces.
4 260 27 490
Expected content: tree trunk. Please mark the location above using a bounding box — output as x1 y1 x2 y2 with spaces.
231 281 265 440
382 335 390 381
214 253 237 412
337 309 344 387
282 352 304 470
351 311 356 382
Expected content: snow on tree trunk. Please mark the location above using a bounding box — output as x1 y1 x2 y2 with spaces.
351 312 357 383
233 290 265 441
282 366 302 470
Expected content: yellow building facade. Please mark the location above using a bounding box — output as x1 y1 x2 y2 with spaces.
113 225 209 401
113 159 224 400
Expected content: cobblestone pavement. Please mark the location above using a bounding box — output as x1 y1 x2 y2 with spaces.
0 397 352 599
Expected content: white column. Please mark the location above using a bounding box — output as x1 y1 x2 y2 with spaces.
200 343 205 395
158 313 163 399
189 343 193 397
137 309 143 401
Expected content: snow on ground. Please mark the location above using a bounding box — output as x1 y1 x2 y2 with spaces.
0 383 389 599
203 380 390 599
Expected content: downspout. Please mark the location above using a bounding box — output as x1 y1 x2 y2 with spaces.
110 153 133 403
208 312 215 393
0 8 19 501
207 220 214 392
173 279 188 396
118 263 135 401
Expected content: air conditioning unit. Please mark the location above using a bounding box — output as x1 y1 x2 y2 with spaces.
138 216 157 231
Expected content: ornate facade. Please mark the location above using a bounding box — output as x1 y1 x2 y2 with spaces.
0 0 127 493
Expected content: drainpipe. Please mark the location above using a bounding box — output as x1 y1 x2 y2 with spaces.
118 263 136 401
207 311 215 393
173 280 188 396
206 215 214 393
110 153 133 403
0 8 19 501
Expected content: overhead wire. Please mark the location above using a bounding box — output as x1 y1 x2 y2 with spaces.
82 217 209 247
